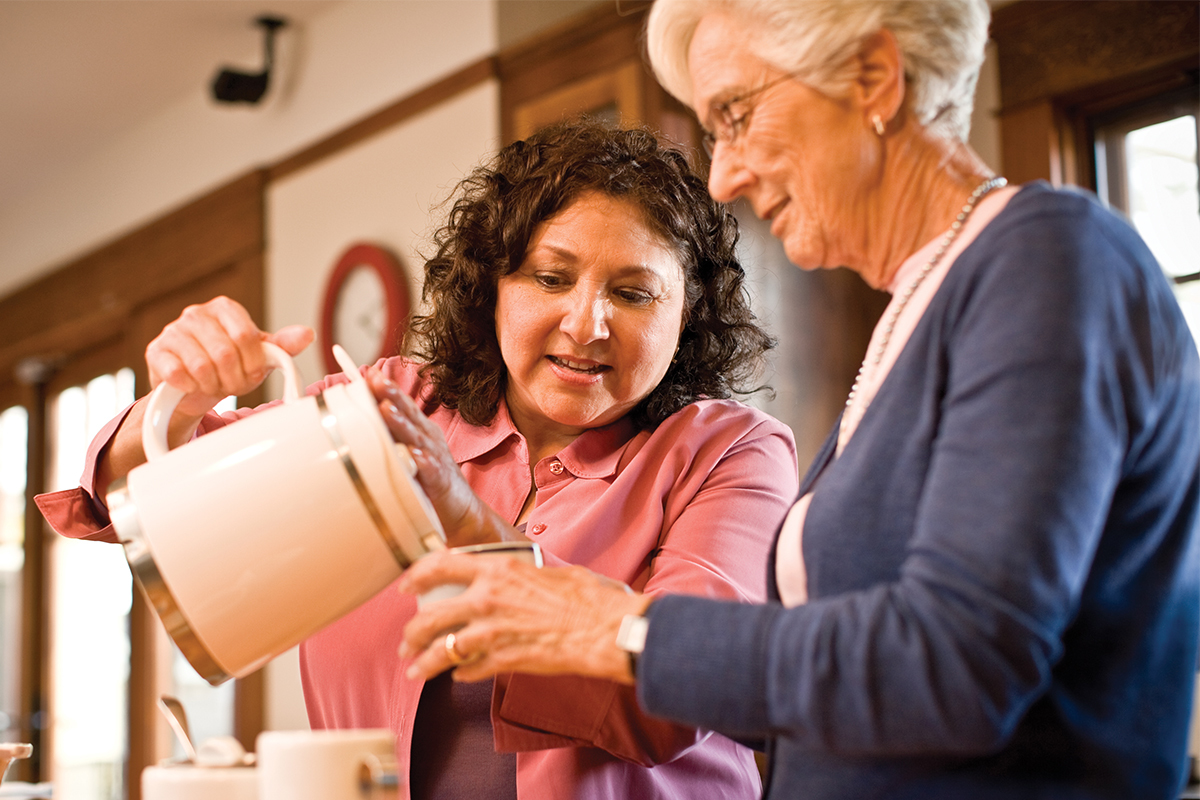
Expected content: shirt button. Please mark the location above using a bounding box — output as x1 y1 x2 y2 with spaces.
530 523 546 535
548 460 564 475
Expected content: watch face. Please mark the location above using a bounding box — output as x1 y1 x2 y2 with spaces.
333 264 388 367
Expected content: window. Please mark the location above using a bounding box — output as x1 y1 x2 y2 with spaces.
1093 88 1200 341
48 370 137 800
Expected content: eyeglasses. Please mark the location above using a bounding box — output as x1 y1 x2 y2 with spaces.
700 72 799 157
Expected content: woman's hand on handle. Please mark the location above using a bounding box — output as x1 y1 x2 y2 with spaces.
98 296 312 492
147 296 312 427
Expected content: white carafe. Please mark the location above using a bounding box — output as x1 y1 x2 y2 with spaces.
107 344 445 684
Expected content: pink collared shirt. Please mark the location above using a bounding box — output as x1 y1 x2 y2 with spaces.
37 358 799 800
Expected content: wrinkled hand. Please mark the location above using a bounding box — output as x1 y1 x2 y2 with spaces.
367 371 514 547
396 552 650 683
146 296 313 425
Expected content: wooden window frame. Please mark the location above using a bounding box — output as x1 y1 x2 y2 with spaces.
991 0 1199 189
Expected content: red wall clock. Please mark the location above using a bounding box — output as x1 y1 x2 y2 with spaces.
319 243 411 375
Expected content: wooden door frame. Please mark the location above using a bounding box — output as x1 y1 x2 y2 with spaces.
990 0 1199 188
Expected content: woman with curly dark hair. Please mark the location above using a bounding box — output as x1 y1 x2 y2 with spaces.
409 119 774 429
42 119 798 799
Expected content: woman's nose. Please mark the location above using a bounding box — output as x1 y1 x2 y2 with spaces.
560 290 609 343
707 143 753 203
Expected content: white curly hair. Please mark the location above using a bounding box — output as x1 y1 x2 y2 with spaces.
646 0 990 142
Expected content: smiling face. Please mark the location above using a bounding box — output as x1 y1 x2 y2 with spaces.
688 12 877 277
495 191 687 454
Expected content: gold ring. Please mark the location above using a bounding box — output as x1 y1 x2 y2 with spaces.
444 632 468 665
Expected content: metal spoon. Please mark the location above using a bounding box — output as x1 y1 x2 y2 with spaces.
158 695 197 763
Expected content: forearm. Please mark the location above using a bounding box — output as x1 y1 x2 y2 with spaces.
95 394 210 494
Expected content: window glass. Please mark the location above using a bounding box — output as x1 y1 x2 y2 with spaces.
1124 114 1200 339
0 406 27 743
49 369 135 800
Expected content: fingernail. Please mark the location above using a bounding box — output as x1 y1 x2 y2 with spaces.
405 665 421 681
411 447 424 459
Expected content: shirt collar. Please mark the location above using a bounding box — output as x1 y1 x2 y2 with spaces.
443 397 640 479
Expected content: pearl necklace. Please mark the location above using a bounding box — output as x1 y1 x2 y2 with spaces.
840 176 1008 442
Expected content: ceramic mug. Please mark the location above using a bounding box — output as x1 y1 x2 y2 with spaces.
416 540 544 608
142 761 257 800
257 729 397 800
108 344 446 684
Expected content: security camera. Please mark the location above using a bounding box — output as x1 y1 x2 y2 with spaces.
211 16 287 105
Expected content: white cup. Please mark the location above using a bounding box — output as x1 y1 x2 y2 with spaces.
142 761 257 800
257 729 397 800
416 541 544 608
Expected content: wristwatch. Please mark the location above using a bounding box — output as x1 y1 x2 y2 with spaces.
615 613 650 676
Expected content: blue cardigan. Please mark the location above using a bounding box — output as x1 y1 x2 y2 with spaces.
638 183 1200 799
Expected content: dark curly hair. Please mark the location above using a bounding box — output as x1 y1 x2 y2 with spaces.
405 118 775 429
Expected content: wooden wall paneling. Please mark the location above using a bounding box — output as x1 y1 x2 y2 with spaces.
15 380 45 783
44 341 129 402
990 1 1199 111
999 101 1062 188
499 2 701 152
513 60 643 139
500 3 647 143
0 382 24 414
0 170 265 386
0 306 130 414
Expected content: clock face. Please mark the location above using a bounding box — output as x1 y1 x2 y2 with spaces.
333 264 388 367
320 243 410 376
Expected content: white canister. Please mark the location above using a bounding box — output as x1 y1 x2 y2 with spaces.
257 729 397 800
142 762 258 800
108 344 445 684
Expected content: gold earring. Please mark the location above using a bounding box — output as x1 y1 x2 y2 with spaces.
872 114 886 137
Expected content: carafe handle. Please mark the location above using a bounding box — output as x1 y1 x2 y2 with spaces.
142 342 302 461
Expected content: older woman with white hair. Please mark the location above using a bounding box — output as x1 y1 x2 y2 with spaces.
397 1 1200 797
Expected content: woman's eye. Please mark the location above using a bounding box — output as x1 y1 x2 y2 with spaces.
615 288 654 305
534 273 566 289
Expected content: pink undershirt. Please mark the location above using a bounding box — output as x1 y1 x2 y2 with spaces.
774 187 1018 607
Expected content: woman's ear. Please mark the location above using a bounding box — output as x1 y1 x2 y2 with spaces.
854 29 905 131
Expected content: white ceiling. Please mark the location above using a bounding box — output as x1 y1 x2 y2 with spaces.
0 0 343 204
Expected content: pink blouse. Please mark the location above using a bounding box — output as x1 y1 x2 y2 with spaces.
37 358 799 800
